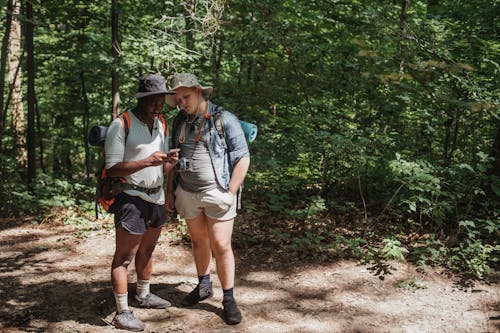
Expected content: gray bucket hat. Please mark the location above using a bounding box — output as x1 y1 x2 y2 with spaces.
165 73 213 107
135 74 172 99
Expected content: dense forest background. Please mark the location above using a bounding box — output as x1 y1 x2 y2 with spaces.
0 0 498 279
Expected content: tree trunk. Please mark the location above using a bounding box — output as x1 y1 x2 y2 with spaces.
488 120 500 178
25 0 36 189
443 116 453 165
184 0 195 50
0 0 13 151
213 31 224 88
35 95 45 173
80 70 90 180
448 109 460 165
398 0 408 74
8 0 26 171
111 0 120 120
4 49 23 132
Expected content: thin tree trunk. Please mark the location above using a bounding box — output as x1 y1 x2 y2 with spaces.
8 0 26 171
398 0 408 74
35 95 45 173
487 120 500 178
111 0 120 120
184 0 195 50
0 0 13 151
81 70 90 180
443 116 453 165
448 109 460 164
213 31 223 89
25 0 36 189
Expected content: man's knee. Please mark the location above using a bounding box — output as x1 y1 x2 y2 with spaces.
211 239 232 257
191 236 210 250
136 245 156 260
112 253 134 269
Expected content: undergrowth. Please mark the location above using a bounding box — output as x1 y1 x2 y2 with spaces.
1 166 497 281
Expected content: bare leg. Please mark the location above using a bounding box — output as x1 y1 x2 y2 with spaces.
186 214 212 276
111 226 142 294
135 226 162 280
206 217 235 290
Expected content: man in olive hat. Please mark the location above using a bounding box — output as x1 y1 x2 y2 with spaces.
105 73 178 331
166 73 250 325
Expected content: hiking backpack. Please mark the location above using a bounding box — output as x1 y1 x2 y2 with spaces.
171 105 245 208
89 111 169 218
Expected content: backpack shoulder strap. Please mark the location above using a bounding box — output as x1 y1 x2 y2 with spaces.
213 106 227 149
171 111 186 149
117 111 131 143
158 114 169 138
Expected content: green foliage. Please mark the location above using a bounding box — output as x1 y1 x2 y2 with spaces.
288 196 327 221
390 155 447 225
0 156 94 218
169 215 191 244
410 235 449 267
380 238 409 261
290 231 326 255
447 240 499 279
396 277 428 290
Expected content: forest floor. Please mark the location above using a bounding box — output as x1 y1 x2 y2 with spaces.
0 215 498 333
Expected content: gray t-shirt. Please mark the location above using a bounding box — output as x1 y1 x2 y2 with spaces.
179 121 217 192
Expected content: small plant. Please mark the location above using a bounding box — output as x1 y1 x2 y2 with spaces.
410 234 448 267
447 239 498 279
396 277 427 290
290 231 326 256
169 215 191 244
363 238 409 280
288 196 327 221
335 235 367 258
381 238 409 261
389 155 449 228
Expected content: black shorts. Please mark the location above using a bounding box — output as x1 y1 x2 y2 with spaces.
112 193 166 234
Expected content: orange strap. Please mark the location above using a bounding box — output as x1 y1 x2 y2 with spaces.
158 114 169 138
117 111 168 142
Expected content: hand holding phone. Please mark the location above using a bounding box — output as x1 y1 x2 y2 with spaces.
164 148 180 164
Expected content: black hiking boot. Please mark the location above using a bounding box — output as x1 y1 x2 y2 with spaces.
222 296 242 325
181 283 214 307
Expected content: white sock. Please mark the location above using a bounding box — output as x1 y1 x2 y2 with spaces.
114 292 129 313
136 279 150 299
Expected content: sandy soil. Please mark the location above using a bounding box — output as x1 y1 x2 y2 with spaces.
0 217 498 333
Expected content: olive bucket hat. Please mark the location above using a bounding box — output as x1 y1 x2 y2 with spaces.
165 73 213 107
135 73 172 99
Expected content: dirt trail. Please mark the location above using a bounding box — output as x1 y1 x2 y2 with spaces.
0 218 498 333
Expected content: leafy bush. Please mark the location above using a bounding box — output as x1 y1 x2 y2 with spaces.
447 239 498 279
389 154 450 227
0 161 94 219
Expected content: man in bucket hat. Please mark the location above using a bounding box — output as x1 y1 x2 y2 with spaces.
105 73 178 331
166 73 250 325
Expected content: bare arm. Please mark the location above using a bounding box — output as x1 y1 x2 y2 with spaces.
163 149 179 175
107 151 168 178
228 156 250 195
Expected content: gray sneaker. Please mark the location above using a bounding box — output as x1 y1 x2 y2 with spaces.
111 310 145 332
130 293 171 309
